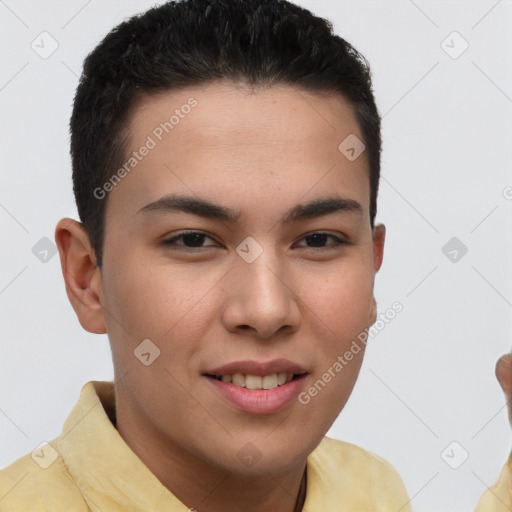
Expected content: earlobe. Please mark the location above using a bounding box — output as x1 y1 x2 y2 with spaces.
54 218 107 334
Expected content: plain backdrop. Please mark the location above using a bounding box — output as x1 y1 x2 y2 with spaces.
1 1 511 511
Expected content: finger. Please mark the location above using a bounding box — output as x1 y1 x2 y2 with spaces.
496 354 512 398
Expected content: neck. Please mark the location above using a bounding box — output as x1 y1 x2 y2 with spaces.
115 402 307 512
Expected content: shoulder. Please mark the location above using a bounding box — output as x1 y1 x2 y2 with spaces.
306 436 412 511
314 435 403 476
474 454 512 511
0 439 88 512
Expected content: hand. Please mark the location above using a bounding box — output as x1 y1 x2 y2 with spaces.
495 353 512 424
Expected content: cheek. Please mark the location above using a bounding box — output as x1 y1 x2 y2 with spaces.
102 255 225 371
297 264 373 408
300 264 375 339
302 355 364 421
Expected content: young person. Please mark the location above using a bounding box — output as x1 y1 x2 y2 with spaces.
1 1 510 510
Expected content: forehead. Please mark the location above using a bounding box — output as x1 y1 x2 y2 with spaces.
129 81 362 150
105 81 370 225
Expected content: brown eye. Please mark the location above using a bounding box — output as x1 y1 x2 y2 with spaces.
162 231 218 249
296 232 347 249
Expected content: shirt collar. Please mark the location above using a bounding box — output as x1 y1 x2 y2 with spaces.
57 380 190 511
55 380 366 511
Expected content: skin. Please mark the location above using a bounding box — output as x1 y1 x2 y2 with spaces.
496 354 512 425
56 82 385 512
54 81 512 511
56 82 380 511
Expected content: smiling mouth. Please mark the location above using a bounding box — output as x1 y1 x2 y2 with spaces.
204 372 306 390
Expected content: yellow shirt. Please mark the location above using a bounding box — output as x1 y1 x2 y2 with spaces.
0 380 507 511
474 453 512 511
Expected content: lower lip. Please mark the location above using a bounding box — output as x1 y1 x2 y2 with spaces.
204 375 307 415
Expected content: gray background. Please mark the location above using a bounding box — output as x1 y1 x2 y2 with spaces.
1 1 511 510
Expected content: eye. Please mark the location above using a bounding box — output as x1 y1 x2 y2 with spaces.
295 232 347 249
162 230 219 249
161 230 348 252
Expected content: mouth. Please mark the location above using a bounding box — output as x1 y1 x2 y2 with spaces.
202 360 309 414
204 372 306 390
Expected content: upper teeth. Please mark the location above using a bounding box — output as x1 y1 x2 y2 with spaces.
218 372 294 389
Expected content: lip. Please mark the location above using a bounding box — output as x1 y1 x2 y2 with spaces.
204 373 308 415
202 359 309 414
203 358 307 377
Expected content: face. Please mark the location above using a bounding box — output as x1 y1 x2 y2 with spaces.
64 81 385 477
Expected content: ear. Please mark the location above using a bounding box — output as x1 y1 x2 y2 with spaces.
54 218 107 334
369 223 386 324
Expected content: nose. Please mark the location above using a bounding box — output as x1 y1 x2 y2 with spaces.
221 249 301 340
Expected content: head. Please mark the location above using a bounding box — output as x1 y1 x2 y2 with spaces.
69 0 381 269
56 0 385 481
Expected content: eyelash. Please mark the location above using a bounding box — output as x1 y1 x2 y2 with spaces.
161 230 348 251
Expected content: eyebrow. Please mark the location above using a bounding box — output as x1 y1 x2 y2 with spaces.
137 194 363 223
